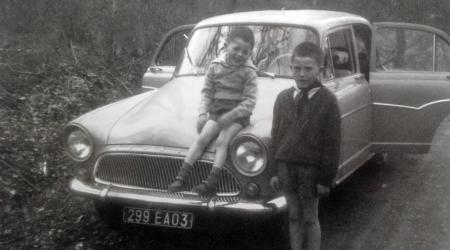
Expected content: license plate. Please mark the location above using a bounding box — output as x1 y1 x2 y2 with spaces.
123 207 194 229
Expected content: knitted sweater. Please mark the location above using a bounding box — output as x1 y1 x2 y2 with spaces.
198 55 258 125
269 84 341 187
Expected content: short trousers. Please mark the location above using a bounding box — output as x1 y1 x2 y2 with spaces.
285 193 319 223
208 99 250 127
277 161 319 197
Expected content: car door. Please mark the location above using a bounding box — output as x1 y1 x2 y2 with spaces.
370 22 450 153
323 24 372 184
142 24 194 91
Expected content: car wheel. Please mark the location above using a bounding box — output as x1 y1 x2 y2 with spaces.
93 200 124 230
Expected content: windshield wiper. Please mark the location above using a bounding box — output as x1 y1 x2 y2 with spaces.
256 70 275 79
184 47 198 76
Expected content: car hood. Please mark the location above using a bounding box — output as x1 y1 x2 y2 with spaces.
107 76 205 147
76 76 295 149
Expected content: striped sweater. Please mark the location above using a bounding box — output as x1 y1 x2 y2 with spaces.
198 54 258 126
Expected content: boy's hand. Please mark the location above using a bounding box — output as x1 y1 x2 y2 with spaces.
270 176 281 191
197 114 207 133
316 184 330 197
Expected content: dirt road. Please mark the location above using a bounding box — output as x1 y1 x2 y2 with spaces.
59 117 450 250
3 118 449 250
320 117 450 250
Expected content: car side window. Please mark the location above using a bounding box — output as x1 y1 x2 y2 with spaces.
324 29 356 78
436 36 450 72
375 27 433 71
155 30 189 66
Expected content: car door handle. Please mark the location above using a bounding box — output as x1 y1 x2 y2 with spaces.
446 75 450 80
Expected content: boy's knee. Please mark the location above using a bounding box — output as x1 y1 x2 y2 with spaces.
196 136 212 148
288 206 301 224
302 197 319 219
288 211 300 223
303 214 318 226
215 135 230 149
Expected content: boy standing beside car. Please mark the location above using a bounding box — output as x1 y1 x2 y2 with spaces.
270 42 341 250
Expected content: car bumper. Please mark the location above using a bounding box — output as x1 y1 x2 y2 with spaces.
70 178 286 214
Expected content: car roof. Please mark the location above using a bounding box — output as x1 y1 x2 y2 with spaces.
196 10 370 31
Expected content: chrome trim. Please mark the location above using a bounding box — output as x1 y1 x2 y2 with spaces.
433 34 436 71
335 144 372 185
70 178 286 213
371 142 431 146
100 145 214 158
341 103 371 119
373 99 450 110
63 123 95 162
93 153 241 196
100 185 111 200
230 134 268 177
339 144 372 167
141 86 158 91
267 196 287 208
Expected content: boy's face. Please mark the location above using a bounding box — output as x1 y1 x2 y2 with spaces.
225 38 253 66
290 56 321 89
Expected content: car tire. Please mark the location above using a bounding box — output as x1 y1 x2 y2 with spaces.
93 200 124 230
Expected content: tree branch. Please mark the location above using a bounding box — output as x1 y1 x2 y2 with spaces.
70 40 78 65
0 159 41 192
8 65 42 75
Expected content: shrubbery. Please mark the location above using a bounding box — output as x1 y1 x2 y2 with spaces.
0 0 449 247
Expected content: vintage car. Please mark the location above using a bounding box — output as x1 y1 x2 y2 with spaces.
65 10 450 230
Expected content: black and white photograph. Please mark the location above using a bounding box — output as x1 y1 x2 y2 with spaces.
1 0 450 249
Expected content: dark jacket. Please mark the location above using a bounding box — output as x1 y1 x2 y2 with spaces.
269 84 341 187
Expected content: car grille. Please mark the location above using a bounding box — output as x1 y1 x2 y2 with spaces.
94 154 241 195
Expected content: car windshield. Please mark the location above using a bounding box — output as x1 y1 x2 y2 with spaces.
178 25 318 77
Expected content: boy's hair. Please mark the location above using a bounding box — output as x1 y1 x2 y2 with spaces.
291 42 323 66
227 26 255 48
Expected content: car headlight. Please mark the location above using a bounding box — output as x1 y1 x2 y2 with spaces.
64 125 93 162
230 135 267 176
